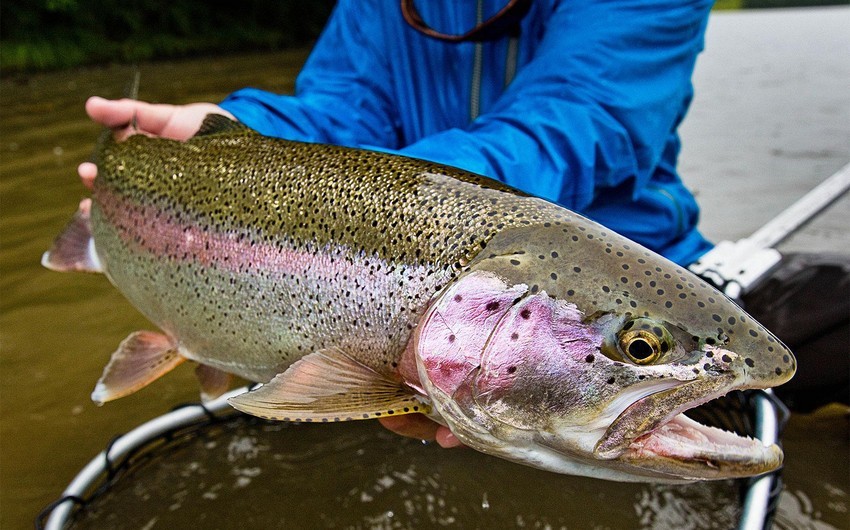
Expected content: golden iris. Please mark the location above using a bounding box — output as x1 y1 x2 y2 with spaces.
617 318 672 364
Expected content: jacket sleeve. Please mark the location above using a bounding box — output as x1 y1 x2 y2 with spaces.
398 0 713 210
219 1 400 148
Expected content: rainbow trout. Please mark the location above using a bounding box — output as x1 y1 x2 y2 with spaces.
44 115 795 482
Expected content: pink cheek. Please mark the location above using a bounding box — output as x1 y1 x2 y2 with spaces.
415 271 527 396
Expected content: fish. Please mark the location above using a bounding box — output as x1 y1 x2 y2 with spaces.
43 114 796 482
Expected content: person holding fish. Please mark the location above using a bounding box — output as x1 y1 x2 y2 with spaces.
73 0 807 456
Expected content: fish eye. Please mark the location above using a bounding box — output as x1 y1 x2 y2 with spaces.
617 318 672 365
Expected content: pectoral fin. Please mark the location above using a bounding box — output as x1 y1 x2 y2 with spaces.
92 331 185 404
42 198 103 273
228 348 429 422
195 364 233 402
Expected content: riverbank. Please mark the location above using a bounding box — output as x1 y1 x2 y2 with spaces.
3 1 848 74
2 6 848 530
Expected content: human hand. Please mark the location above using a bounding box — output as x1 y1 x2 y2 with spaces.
378 414 464 448
78 96 235 189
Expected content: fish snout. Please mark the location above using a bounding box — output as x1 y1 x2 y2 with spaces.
726 331 796 390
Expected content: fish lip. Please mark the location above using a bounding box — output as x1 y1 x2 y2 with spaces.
617 413 784 480
594 373 738 459
592 374 784 479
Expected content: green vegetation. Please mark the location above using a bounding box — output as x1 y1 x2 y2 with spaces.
743 0 848 6
2 0 848 74
1 0 334 74
714 0 744 9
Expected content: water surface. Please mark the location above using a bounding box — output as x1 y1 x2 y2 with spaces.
2 8 848 529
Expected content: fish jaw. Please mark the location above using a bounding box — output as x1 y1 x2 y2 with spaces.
414 269 787 482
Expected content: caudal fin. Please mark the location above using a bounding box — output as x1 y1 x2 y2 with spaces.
41 198 103 273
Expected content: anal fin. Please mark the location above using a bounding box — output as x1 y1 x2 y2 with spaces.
228 348 429 422
195 364 233 402
42 198 103 273
92 331 185 404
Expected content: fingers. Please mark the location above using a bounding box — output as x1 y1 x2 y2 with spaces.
379 414 438 441
78 162 97 190
86 96 176 138
377 414 465 448
435 427 464 448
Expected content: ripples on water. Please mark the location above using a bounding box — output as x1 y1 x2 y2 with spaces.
2 9 849 528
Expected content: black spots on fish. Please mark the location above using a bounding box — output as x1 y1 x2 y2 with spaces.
510 259 521 266
520 309 531 319
782 354 790 364
664 301 672 309
511 332 519 341
656 288 665 296
573 266 581 273
721 354 732 363
454 294 463 302
748 329 759 338
745 358 755 368
485 301 500 311
507 366 517 374
620 277 628 284
616 251 624 257
622 320 634 331
585 354 595 363
728 316 737 325
697 301 706 308
550 272 558 280
652 326 663 337
775 367 783 376
621 264 630 270
602 285 611 293
530 284 539 294
448 334 456 343
606 376 616 385
678 293 687 299
712 314 722 323
566 289 575 297
634 281 643 288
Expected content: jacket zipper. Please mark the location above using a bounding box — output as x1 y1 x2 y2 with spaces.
470 0 485 121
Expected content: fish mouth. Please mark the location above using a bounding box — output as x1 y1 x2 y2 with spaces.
616 408 783 480
594 375 783 480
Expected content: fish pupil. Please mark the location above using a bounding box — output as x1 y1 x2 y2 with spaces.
628 339 654 360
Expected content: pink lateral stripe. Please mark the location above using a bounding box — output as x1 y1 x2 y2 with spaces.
93 188 375 280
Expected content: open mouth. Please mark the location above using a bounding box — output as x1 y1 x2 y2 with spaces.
594 376 783 479
623 408 782 477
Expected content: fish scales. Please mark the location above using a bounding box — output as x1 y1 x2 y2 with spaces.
44 116 796 482
90 128 574 381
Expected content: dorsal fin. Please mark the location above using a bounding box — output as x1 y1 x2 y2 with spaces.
194 114 254 137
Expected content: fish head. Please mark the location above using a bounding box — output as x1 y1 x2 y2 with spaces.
413 221 795 482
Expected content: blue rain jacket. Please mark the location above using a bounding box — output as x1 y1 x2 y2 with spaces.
220 0 714 265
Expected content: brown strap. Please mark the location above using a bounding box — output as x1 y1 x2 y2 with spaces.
401 0 532 43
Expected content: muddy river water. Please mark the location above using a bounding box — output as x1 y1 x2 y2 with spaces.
2 7 848 529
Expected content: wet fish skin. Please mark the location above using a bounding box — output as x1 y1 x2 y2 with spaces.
87 118 568 383
44 116 796 482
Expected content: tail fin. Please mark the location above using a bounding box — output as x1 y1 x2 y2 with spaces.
42 199 103 273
